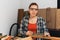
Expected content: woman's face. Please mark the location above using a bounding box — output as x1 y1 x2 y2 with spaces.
29 5 38 17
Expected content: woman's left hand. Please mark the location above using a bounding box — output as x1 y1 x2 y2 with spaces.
44 32 50 37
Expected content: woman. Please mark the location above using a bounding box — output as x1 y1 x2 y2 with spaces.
20 3 50 40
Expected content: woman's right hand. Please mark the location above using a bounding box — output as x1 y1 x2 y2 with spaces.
26 31 33 36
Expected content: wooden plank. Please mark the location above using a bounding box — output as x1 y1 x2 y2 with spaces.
56 9 60 30
31 34 60 40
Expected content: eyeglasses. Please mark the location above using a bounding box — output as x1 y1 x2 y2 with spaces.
29 8 38 11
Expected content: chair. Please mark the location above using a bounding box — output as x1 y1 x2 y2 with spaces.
9 11 29 37
9 23 20 37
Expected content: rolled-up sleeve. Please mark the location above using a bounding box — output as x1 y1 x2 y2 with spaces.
42 18 48 32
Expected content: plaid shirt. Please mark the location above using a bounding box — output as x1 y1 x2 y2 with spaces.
19 16 48 40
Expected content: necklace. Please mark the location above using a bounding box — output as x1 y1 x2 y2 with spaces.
29 16 37 23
